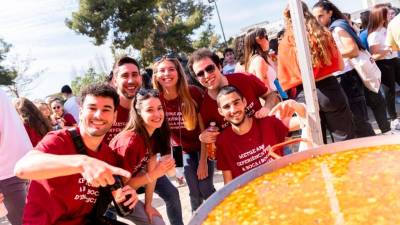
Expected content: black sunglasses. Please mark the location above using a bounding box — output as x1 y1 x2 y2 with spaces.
195 64 216 78
137 88 160 97
154 53 177 63
52 106 61 110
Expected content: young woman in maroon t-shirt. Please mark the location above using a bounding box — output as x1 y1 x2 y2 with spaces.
14 97 52 146
110 89 175 224
49 98 77 128
152 56 216 212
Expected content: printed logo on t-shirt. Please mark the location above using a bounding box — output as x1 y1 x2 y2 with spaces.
74 177 100 204
106 121 127 143
236 144 273 172
166 111 184 130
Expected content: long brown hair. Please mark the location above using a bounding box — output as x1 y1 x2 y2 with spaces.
14 97 52 136
368 4 389 34
243 27 268 71
283 1 334 68
122 89 171 156
152 57 198 131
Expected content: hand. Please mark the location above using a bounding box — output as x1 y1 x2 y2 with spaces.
199 130 220 144
114 185 139 209
80 156 131 187
197 159 208 180
254 107 270 119
268 100 301 127
145 204 162 224
0 193 4 204
153 156 175 178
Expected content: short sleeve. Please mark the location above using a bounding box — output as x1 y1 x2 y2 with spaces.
367 31 380 47
35 132 69 154
189 85 204 111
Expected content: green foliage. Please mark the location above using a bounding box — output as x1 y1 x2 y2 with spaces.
66 0 213 66
0 39 14 86
192 23 223 52
71 67 107 95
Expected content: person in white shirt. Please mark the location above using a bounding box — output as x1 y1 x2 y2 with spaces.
61 85 80 122
0 89 32 225
222 48 236 75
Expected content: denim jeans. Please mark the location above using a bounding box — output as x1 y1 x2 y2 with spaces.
183 151 216 212
365 87 391 133
376 59 398 120
0 176 28 225
154 176 183 225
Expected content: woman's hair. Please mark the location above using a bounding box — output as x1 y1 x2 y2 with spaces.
243 27 268 71
312 0 347 22
368 4 389 34
152 57 198 131
360 10 370 30
284 1 334 68
14 97 52 137
123 89 171 156
234 34 245 65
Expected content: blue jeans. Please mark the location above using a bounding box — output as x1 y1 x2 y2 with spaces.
183 151 216 212
154 176 183 225
0 176 27 225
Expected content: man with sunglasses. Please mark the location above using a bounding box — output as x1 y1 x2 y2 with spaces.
105 56 184 225
188 48 279 145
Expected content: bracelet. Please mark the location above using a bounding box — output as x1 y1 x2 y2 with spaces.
145 173 153 183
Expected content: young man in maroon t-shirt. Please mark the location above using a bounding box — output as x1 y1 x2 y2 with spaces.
215 85 306 184
14 84 138 225
187 48 280 147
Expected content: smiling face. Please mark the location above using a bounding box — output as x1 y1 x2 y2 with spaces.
114 63 142 100
155 60 179 90
139 97 164 134
218 92 247 127
79 95 117 137
192 57 223 90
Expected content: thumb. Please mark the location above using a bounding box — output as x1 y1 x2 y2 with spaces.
109 165 131 179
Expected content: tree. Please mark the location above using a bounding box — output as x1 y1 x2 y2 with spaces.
0 39 14 85
66 0 213 66
71 67 107 95
192 23 223 52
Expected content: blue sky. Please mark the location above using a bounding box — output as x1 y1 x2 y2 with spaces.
0 0 362 99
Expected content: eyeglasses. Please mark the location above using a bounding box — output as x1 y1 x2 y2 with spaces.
137 88 160 97
52 106 61 110
154 53 177 63
195 64 216 78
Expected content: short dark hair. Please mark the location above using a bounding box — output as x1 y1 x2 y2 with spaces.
187 48 221 78
223 48 234 57
61 85 72 94
79 84 120 111
113 56 140 76
216 85 244 107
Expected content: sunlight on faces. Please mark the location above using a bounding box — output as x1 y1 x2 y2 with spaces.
38 104 51 117
312 7 332 27
155 60 179 89
218 92 247 126
114 64 142 99
192 58 222 90
140 97 165 134
79 95 117 137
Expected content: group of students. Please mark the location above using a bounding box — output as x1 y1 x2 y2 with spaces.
1 0 400 225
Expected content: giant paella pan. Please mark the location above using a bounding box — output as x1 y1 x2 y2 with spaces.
189 135 400 225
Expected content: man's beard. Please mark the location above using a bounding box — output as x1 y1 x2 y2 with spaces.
230 113 246 127
122 89 135 100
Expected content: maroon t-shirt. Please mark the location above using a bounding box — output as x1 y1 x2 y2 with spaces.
63 113 76 127
200 73 268 130
24 123 44 147
160 86 204 153
216 116 288 179
23 128 117 225
110 130 150 176
104 105 130 144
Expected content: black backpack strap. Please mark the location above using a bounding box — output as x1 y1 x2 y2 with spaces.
67 128 87 155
